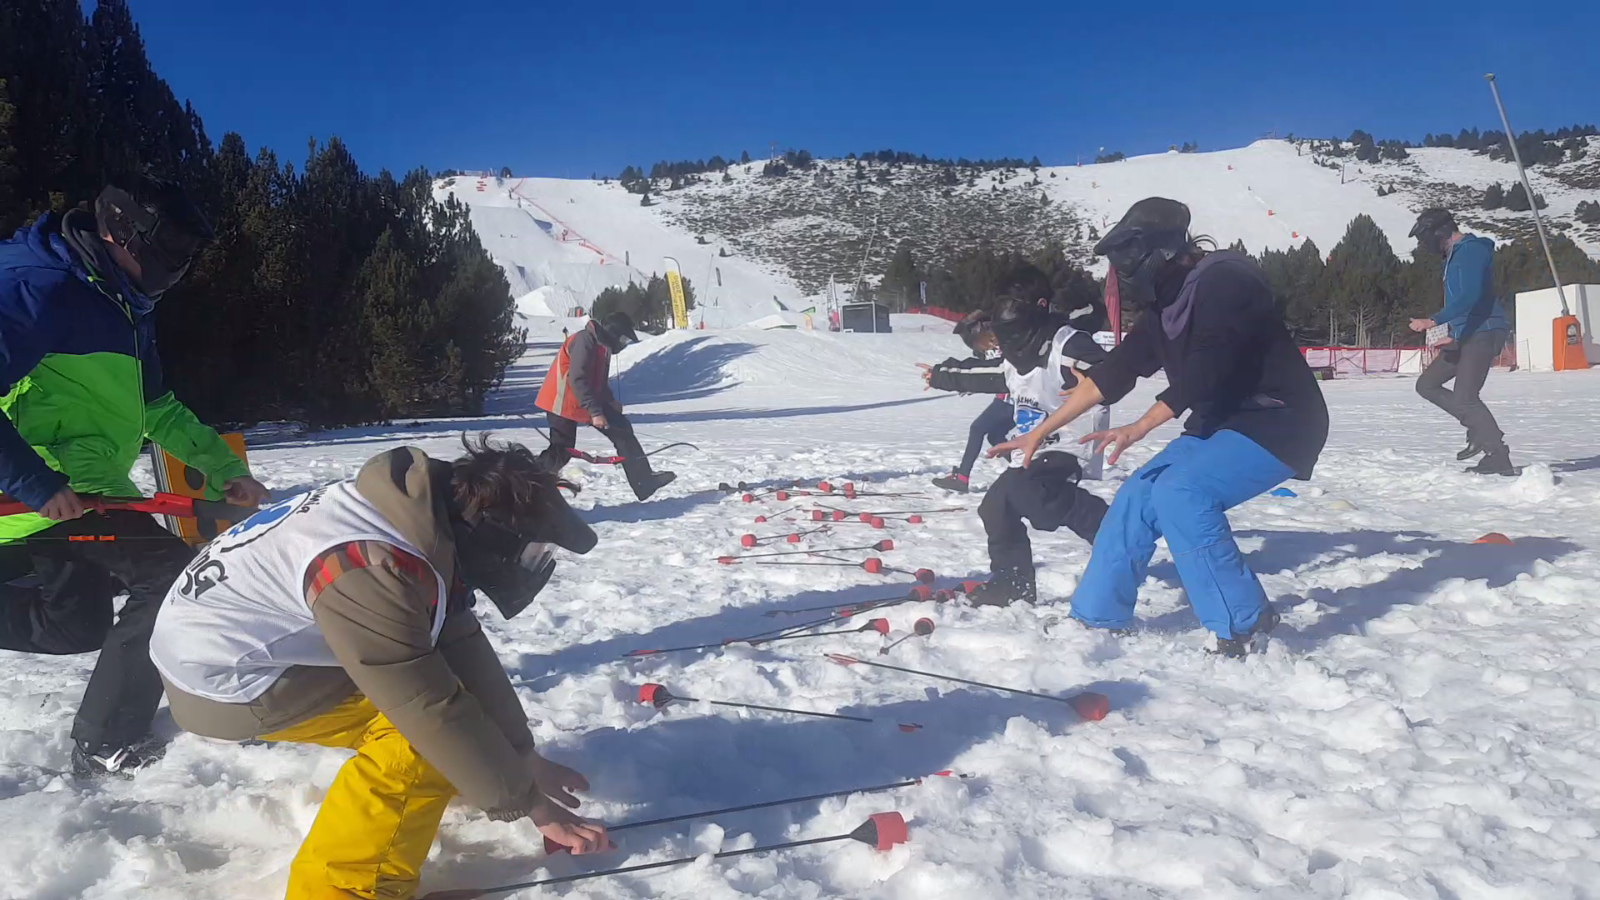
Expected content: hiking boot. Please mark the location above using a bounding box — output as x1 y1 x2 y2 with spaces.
1210 604 1281 659
631 471 677 501
965 576 1037 608
1456 440 1484 461
1467 447 1517 477
932 471 971 494
72 736 167 779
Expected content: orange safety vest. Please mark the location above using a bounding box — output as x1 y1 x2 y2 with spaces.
535 331 609 424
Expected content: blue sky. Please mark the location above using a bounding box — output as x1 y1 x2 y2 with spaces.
128 0 1598 178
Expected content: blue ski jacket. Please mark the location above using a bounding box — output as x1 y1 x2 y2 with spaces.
1434 235 1508 340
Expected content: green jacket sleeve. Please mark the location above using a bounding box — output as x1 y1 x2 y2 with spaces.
143 391 251 487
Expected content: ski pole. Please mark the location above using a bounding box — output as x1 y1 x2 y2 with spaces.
764 585 938 617
739 526 831 548
746 617 889 645
755 585 943 636
638 682 906 725
546 773 950 852
756 557 890 574
752 506 801 523
825 654 1111 721
717 539 893 562
879 618 936 655
419 813 909 900
808 510 890 528
621 638 732 658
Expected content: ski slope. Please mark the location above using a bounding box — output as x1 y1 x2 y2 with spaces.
1 331 1596 898
440 140 1599 323
436 174 810 327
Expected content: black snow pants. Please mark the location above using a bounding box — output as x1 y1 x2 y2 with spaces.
977 452 1108 594
1415 328 1508 451
542 409 663 499
0 511 195 751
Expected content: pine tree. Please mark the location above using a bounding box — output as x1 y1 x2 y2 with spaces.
1482 183 1505 209
880 241 921 310
1324 215 1402 345
740 150 751 165
0 79 19 230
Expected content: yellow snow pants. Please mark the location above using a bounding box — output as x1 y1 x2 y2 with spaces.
262 694 456 900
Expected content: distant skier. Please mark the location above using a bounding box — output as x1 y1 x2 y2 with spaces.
0 174 270 777
536 312 676 499
926 291 1111 607
150 439 607 899
920 310 1011 493
995 197 1328 656
1406 208 1514 475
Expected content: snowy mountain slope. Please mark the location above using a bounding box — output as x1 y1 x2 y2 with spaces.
443 140 1599 324
1 331 1598 898
436 174 810 327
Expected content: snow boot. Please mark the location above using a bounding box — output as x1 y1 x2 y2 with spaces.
631 471 677 501
1456 440 1484 461
965 562 1037 608
1467 447 1517 477
72 735 167 779
932 470 971 494
1210 604 1281 659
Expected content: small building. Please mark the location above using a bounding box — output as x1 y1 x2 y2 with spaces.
841 302 892 333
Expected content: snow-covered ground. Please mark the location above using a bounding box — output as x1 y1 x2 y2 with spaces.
2 330 1598 899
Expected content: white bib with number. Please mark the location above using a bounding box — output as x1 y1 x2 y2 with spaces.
1003 325 1099 469
149 481 446 704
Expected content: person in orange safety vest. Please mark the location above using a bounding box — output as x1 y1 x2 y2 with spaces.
535 312 675 500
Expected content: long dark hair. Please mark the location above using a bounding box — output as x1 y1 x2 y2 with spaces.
450 434 578 526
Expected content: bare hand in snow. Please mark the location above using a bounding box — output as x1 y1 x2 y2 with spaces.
531 799 608 855
530 755 589 809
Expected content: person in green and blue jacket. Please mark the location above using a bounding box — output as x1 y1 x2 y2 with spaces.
0 175 269 777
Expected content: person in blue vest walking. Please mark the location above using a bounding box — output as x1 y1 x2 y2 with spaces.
993 198 1329 656
1407 208 1515 476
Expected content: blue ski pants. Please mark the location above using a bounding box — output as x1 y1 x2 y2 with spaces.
1070 431 1293 638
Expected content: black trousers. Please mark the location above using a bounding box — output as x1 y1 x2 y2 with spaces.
958 397 1014 477
978 453 1108 582
542 410 660 498
1416 328 1507 449
0 511 195 750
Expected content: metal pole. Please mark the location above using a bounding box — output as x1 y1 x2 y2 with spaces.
1485 73 1570 316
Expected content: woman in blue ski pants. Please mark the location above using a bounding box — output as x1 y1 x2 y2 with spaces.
992 197 1328 651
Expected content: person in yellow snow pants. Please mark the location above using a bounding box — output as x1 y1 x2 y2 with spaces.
150 443 610 900
263 695 454 900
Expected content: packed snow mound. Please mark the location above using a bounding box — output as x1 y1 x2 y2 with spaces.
611 327 964 402
435 174 811 327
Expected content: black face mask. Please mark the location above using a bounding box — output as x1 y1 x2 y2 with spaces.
451 490 597 620
1103 232 1185 311
100 188 204 297
452 518 560 620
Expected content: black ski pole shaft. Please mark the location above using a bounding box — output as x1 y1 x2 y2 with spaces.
698 696 873 722
719 540 890 561
621 639 729 658
751 587 932 638
825 654 1110 720
423 833 853 900
609 778 923 833
746 618 886 647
